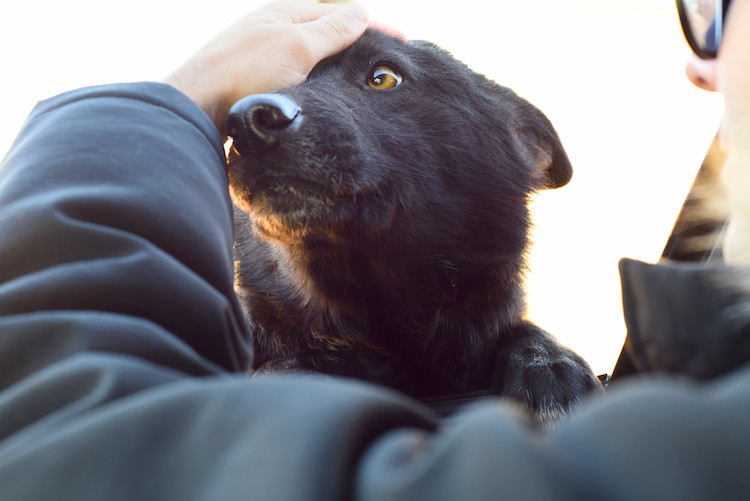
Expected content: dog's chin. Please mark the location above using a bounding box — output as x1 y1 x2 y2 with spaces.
232 180 353 243
253 212 314 243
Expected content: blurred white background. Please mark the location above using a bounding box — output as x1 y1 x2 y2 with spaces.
0 0 724 375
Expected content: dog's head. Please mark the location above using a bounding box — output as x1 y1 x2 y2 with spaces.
227 29 571 257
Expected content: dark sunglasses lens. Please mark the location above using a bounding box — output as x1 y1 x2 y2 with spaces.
678 0 719 58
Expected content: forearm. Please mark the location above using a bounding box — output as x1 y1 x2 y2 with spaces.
0 82 252 385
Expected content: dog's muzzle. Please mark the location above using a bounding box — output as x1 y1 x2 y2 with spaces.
227 94 301 156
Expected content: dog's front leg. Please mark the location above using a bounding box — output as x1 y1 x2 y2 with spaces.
492 322 603 426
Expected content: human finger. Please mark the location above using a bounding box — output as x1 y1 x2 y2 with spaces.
297 4 369 61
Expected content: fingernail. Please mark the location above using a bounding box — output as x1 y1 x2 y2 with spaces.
346 5 368 23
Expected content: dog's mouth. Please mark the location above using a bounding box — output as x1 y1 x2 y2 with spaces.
228 153 358 240
240 174 337 217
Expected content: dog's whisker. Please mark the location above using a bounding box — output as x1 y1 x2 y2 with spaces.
349 174 358 204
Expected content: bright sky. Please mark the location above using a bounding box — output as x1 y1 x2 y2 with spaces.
0 0 724 375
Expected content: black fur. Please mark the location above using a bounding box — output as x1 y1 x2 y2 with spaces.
227 30 601 424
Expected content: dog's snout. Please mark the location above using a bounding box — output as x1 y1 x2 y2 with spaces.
227 94 301 156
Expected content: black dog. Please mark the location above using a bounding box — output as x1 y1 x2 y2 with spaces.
227 29 601 424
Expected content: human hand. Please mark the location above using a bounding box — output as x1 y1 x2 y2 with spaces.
165 0 369 136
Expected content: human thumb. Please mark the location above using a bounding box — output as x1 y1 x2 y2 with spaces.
304 5 369 60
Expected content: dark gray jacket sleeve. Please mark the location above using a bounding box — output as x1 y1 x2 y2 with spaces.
1 82 749 501
0 82 251 378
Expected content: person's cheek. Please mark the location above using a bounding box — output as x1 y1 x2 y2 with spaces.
717 0 750 265
718 0 750 155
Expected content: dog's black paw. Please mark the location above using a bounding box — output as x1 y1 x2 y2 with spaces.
493 323 603 427
253 358 310 375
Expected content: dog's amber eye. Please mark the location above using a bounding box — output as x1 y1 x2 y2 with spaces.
367 66 402 90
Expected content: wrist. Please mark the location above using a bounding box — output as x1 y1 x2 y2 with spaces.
165 55 233 136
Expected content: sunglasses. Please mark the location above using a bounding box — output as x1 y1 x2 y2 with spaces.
676 0 733 59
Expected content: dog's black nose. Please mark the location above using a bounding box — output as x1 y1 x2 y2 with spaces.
227 94 301 156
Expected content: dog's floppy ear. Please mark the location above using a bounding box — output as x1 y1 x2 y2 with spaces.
510 98 573 189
